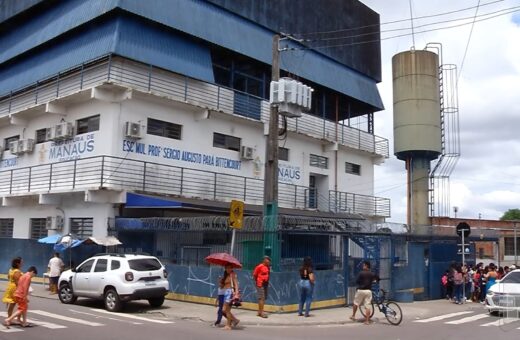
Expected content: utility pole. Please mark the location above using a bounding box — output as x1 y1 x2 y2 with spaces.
263 34 281 270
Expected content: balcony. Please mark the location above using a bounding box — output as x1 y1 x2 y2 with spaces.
0 55 389 159
0 155 390 217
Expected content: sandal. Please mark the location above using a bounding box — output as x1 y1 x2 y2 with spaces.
258 314 268 318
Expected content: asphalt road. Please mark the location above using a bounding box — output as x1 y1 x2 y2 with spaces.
1 296 520 340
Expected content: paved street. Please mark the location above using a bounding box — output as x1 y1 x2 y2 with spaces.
1 288 520 340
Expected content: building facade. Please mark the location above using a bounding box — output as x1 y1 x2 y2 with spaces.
0 0 399 307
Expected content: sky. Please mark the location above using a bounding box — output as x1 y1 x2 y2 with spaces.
359 0 520 223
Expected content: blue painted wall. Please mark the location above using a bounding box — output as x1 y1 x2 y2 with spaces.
0 238 103 277
165 263 345 306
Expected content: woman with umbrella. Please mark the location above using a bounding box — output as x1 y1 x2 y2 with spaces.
220 264 240 330
205 253 241 330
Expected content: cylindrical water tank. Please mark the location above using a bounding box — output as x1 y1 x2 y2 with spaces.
393 50 441 161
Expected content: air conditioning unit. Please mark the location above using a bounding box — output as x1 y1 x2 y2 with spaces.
124 121 142 139
9 140 21 155
240 146 254 160
20 139 35 153
46 216 64 230
46 126 56 141
54 122 74 140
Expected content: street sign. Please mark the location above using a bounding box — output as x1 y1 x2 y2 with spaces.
229 200 244 229
456 222 471 238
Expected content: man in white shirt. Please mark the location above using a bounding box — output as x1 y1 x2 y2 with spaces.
47 253 64 294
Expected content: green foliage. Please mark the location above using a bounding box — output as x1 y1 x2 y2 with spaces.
500 209 520 221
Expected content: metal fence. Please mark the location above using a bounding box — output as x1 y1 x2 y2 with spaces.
0 55 389 158
0 155 390 215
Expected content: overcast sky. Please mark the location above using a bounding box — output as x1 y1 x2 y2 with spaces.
359 0 520 223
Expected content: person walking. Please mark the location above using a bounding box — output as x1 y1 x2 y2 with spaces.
2 257 23 318
252 255 271 318
47 252 64 295
214 276 226 326
298 256 315 317
3 266 38 328
221 264 240 330
453 265 463 304
350 261 378 325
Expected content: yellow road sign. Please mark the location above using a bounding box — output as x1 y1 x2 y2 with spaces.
229 200 244 229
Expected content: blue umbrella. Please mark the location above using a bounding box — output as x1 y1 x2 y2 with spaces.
38 234 63 244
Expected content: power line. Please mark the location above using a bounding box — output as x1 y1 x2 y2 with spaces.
295 0 505 37
303 5 520 43
303 8 520 50
458 0 482 82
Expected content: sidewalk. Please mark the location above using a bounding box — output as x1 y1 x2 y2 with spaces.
0 280 486 327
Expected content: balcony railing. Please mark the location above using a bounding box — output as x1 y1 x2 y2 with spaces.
0 55 389 158
0 155 390 217
329 190 391 218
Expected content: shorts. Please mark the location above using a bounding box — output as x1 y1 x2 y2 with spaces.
353 289 372 308
50 276 59 285
223 288 233 304
256 286 268 301
15 296 28 312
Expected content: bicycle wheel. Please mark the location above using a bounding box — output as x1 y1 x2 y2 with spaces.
359 302 375 318
384 301 403 325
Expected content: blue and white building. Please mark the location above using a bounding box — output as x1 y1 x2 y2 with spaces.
0 1 394 305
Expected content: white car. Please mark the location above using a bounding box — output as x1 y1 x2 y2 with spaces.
485 269 520 315
58 253 170 312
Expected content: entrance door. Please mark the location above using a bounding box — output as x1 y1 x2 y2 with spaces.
309 175 317 209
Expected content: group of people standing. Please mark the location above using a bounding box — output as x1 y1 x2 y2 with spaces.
213 255 316 330
441 262 516 304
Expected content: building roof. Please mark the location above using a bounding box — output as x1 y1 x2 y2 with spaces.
0 0 383 111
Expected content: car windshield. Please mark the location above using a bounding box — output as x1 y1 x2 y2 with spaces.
500 272 520 284
128 258 162 271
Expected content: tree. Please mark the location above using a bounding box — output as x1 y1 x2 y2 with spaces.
500 209 520 221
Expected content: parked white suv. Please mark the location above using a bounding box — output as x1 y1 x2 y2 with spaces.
58 253 170 312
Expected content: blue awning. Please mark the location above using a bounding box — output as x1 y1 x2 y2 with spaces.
125 192 185 208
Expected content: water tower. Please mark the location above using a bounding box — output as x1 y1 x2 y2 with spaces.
393 50 441 227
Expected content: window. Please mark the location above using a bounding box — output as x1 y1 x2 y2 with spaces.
4 135 19 150
309 154 328 169
345 162 361 175
128 258 162 271
501 272 520 284
70 218 93 238
30 218 47 240
213 133 240 151
147 118 182 140
76 115 100 134
94 259 107 272
76 259 94 273
504 237 520 256
279 147 289 161
111 260 121 270
0 218 14 237
35 128 47 144
203 231 231 245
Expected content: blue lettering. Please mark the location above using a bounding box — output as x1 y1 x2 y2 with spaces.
148 145 161 157
123 140 134 152
135 143 146 154
86 140 94 152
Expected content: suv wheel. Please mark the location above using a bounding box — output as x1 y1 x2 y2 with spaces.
148 296 165 308
104 288 123 312
58 283 77 304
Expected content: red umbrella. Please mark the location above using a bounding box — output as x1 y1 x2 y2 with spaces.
205 252 242 269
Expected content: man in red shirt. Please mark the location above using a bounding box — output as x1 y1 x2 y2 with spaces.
4 266 37 328
253 256 271 318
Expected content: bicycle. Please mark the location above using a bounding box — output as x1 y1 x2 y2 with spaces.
359 289 403 325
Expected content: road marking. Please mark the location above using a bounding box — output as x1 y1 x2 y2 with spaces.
89 309 174 324
30 310 104 326
69 309 143 325
481 318 519 327
445 314 490 324
0 312 66 330
0 327 24 333
414 311 474 323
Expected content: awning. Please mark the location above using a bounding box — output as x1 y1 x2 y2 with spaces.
83 236 122 246
125 192 185 208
